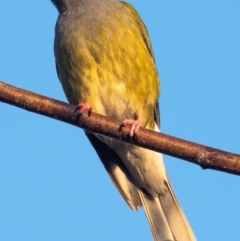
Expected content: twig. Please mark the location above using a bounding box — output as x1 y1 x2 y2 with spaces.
1 80 240 175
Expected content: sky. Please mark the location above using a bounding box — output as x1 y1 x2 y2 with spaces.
0 1 240 241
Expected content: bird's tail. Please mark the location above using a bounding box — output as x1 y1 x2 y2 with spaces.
139 176 196 241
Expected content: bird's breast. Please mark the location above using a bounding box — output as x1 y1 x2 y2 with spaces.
54 11 159 126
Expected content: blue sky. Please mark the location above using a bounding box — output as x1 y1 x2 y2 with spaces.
1 1 240 240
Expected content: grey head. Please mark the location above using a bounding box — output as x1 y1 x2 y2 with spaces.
51 0 119 13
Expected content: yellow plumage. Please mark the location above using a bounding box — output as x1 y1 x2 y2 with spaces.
54 3 159 129
51 0 196 240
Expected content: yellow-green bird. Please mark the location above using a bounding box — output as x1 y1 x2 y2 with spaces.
51 0 196 240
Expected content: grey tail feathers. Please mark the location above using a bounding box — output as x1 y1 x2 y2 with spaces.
138 176 196 241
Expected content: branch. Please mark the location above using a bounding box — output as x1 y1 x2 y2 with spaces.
1 80 240 175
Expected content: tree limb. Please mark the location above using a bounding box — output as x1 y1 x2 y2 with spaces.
1 80 240 175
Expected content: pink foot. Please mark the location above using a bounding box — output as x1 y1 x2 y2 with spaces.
122 119 144 137
75 103 92 116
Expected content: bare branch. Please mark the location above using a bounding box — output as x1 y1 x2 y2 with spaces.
1 80 240 175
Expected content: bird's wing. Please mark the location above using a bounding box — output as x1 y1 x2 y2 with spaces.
111 6 196 240
154 100 160 129
121 2 156 60
85 132 142 210
122 2 160 128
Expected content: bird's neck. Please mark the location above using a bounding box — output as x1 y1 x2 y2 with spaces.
51 0 119 14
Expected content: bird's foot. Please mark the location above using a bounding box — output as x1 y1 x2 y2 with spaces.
122 119 144 137
75 103 92 117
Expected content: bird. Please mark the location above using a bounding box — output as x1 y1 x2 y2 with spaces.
50 0 197 240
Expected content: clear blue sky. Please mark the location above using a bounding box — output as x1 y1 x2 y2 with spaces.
1 1 240 240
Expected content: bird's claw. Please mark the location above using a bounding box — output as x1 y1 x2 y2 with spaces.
75 103 92 117
122 119 144 137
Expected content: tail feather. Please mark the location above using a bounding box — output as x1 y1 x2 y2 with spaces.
159 175 196 241
139 178 196 241
139 190 174 241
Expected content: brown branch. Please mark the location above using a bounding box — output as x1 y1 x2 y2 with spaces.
1 80 240 175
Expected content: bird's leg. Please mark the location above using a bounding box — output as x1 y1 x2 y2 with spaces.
122 119 144 137
75 103 92 117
